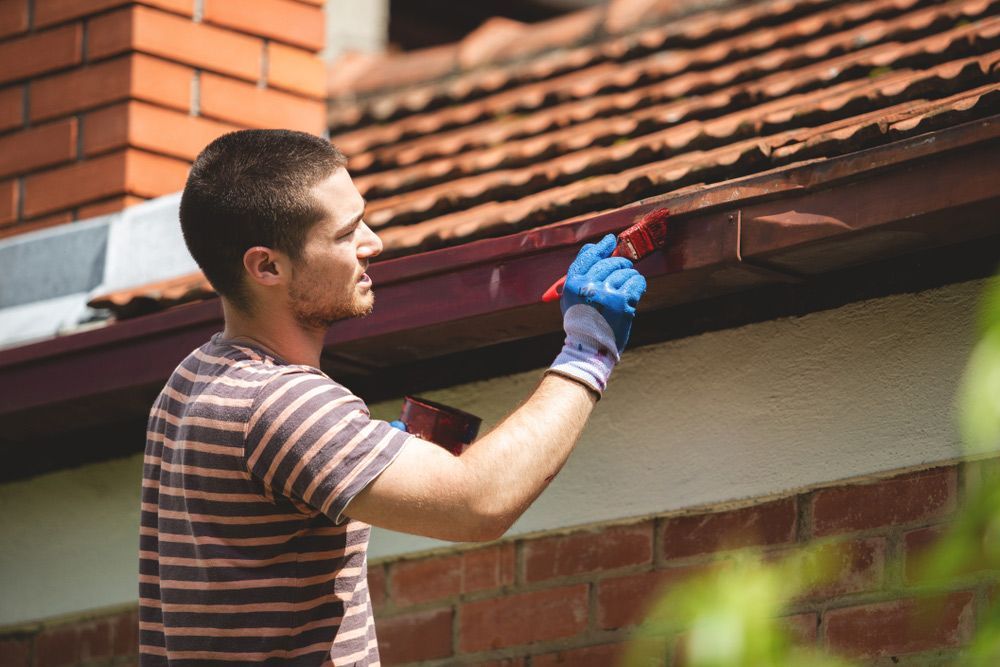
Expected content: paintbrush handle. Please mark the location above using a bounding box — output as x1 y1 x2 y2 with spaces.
541 275 567 302
541 246 624 303
542 207 669 303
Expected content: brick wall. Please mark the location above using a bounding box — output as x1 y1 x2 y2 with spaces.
0 0 327 240
0 607 136 667
1 459 993 666
370 461 989 666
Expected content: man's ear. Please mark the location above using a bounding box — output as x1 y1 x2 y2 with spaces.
242 246 286 287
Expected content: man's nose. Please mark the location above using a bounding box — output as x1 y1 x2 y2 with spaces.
358 222 383 258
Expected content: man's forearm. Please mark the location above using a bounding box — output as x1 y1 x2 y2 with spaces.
458 373 597 532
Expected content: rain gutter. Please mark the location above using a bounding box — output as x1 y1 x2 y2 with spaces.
0 115 998 436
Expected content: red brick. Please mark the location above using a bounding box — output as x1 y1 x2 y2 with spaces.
78 619 113 662
35 0 194 28
476 660 526 667
24 209 75 225
81 103 130 156
661 498 797 560
0 179 17 227
84 101 239 160
30 54 191 122
22 147 188 220
111 609 139 657
136 0 195 14
368 563 387 610
0 24 82 86
130 54 193 112
387 545 516 608
525 522 653 583
77 194 144 219
0 0 29 39
0 86 24 132
901 524 978 585
267 42 325 98
0 118 78 179
596 563 720 630
534 641 667 667
23 151 125 217
0 636 31 667
36 0 126 26
203 0 324 51
124 149 189 198
462 543 515 594
35 625 81 667
774 538 886 601
89 6 262 82
199 73 325 133
0 213 76 239
389 554 462 607
31 57 130 122
812 468 957 537
781 612 818 644
459 584 589 652
825 592 974 658
376 607 453 664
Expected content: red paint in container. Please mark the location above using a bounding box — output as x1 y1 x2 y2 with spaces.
400 396 482 455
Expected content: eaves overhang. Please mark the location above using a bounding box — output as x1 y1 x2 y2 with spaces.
0 116 998 444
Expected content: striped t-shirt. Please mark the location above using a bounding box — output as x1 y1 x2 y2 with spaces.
140 333 411 666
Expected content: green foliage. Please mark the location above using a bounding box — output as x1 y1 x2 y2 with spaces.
621 547 854 666
960 275 1000 453
919 274 1000 663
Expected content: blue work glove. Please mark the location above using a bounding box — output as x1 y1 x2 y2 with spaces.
547 234 647 396
388 420 408 432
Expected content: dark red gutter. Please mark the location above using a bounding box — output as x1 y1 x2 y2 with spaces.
1 116 998 429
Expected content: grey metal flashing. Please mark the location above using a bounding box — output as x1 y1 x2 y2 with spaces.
96 193 195 295
0 192 196 349
0 216 109 310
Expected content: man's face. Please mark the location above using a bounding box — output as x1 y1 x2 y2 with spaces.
288 167 383 330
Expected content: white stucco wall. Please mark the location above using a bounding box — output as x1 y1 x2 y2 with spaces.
0 279 983 626
0 456 143 627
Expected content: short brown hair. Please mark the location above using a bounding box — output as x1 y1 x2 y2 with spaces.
180 129 347 312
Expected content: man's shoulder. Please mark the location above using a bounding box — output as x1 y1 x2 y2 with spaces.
156 336 362 420
164 337 312 397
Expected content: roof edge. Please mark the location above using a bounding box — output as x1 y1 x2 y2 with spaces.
0 116 997 422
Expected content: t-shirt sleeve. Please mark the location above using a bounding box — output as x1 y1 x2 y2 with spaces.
243 369 410 523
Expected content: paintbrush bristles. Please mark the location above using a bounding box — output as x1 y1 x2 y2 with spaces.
615 208 670 261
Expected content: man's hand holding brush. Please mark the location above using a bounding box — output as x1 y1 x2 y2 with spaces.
546 233 648 396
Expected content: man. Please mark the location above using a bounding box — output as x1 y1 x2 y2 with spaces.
140 129 647 665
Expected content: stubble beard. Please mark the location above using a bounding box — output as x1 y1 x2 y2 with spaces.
290 280 374 330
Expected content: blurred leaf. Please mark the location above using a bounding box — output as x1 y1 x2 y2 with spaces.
621 547 855 667
959 327 1000 454
977 274 1000 335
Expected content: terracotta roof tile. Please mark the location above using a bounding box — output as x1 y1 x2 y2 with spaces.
329 0 854 132
88 273 215 318
333 0 978 158
103 0 1000 317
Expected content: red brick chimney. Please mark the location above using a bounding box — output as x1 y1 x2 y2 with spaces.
0 0 327 239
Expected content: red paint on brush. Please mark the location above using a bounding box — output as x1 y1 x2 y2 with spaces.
541 207 671 302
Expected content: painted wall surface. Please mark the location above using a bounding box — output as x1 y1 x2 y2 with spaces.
0 279 984 626
366 278 980 557
0 456 142 627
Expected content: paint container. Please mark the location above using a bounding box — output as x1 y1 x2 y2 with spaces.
399 396 481 455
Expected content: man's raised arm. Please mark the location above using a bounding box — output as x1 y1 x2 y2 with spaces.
347 234 647 542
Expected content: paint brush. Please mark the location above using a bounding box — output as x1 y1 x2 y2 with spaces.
541 207 671 302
